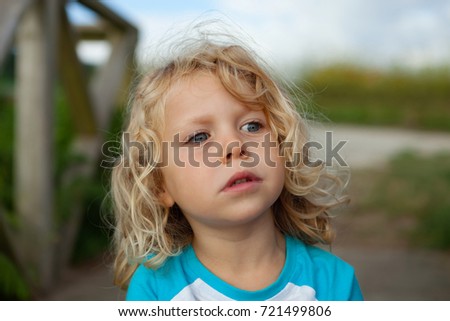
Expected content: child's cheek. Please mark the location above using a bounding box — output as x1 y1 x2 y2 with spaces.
175 147 206 168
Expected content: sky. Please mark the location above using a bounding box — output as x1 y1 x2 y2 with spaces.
68 0 450 77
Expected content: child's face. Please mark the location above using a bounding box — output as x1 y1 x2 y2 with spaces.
159 72 285 232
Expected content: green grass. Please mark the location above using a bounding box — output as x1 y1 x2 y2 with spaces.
299 64 450 131
362 151 450 249
0 253 30 300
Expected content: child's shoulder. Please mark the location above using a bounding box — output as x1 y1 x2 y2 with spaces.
287 235 356 274
126 247 195 300
286 236 363 300
287 235 363 299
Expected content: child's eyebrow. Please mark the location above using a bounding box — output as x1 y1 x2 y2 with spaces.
170 115 214 133
185 115 214 125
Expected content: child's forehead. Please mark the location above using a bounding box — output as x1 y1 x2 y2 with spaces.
169 71 215 93
166 71 265 113
167 70 255 101
167 72 234 108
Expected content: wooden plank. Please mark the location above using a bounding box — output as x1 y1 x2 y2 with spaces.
58 5 97 136
78 0 138 33
55 4 100 273
90 29 137 131
74 0 137 130
75 24 107 40
0 0 33 67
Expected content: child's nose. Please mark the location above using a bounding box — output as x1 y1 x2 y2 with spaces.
221 135 249 165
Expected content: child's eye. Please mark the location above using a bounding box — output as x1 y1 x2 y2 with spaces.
241 121 263 133
186 132 210 144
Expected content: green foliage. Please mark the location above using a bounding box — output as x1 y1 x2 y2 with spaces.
71 107 124 263
366 151 450 249
71 176 112 263
300 64 450 131
0 253 30 300
0 93 14 211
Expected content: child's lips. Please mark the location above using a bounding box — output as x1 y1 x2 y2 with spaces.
222 171 262 192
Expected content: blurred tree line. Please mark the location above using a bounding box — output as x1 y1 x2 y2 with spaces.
299 64 450 132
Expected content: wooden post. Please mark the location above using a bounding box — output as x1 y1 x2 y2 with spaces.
0 0 32 67
14 0 58 292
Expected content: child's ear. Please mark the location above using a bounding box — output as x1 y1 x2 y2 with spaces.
159 188 175 208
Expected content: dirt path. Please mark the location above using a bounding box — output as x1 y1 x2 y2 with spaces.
43 125 450 301
310 123 450 168
42 256 125 301
334 245 450 300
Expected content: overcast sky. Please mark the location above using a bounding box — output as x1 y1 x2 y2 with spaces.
69 0 450 76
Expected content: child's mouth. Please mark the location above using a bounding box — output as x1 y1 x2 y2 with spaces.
223 171 262 192
231 178 250 186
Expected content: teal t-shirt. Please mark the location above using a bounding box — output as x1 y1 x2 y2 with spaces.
126 235 363 301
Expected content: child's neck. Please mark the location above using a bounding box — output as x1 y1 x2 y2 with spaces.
191 218 286 291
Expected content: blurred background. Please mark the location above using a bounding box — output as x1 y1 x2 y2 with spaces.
1 0 449 300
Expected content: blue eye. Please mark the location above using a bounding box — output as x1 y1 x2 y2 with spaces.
186 132 209 144
241 121 262 133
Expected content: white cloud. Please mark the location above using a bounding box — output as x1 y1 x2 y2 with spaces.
71 0 450 74
76 41 111 65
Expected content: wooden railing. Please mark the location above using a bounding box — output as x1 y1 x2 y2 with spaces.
0 0 137 294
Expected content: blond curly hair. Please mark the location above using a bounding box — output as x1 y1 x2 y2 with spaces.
111 38 348 289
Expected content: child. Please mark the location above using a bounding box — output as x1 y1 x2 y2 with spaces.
111 32 363 301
